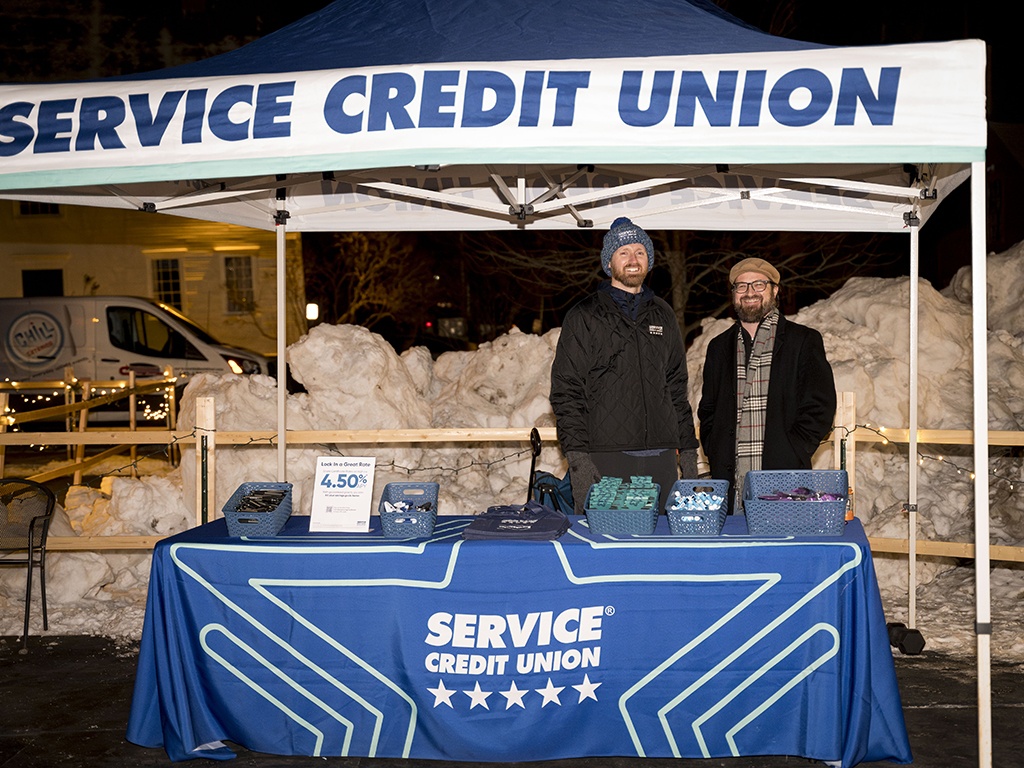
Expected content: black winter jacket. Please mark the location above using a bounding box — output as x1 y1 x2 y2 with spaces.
697 313 836 482
550 284 698 454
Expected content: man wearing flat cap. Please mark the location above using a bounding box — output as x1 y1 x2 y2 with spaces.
698 257 836 511
550 217 699 515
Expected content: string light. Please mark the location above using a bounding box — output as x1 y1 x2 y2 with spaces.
18 428 540 502
10 412 1020 501
832 422 1022 494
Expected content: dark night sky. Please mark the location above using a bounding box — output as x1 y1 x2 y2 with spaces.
1 1 1015 125
0 0 1017 122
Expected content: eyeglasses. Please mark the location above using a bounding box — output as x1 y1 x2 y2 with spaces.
732 280 774 294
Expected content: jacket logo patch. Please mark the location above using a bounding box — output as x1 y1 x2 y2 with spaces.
648 325 663 336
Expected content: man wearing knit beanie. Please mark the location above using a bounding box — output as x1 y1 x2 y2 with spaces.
698 257 836 512
550 217 699 515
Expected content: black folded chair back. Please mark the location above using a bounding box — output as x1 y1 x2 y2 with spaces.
525 428 574 514
526 427 543 503
0 478 57 652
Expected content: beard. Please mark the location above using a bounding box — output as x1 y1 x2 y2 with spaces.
734 289 779 323
611 262 647 289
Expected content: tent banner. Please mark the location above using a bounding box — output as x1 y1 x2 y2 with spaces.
0 41 985 190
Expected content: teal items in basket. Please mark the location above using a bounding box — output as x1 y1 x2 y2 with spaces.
223 482 293 537
666 479 729 535
585 475 660 535
378 482 439 538
744 470 847 536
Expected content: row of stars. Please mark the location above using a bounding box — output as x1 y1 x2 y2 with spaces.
428 675 601 710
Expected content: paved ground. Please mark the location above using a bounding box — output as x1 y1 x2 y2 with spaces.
1 635 1022 768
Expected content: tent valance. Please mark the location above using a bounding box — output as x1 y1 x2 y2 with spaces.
0 162 972 233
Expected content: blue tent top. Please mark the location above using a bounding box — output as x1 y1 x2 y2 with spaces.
135 0 824 80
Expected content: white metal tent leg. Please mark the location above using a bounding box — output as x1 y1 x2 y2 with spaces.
908 226 919 629
971 161 992 767
276 213 288 482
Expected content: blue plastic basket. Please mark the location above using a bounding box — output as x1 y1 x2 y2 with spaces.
223 481 293 537
378 482 439 538
666 479 729 536
585 482 660 535
743 470 847 536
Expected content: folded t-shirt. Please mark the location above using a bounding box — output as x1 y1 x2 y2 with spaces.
462 500 571 540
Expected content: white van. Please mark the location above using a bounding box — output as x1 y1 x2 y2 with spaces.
0 296 269 386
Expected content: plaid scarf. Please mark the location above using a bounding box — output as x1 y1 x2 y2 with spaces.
734 309 778 509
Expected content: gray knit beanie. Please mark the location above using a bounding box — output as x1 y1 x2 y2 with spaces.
601 217 654 276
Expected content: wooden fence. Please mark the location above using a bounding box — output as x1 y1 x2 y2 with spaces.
1 372 177 481
0 390 1022 564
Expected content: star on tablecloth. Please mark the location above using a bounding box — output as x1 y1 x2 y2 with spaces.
499 680 529 709
463 681 493 709
535 677 564 707
427 679 457 708
572 674 601 703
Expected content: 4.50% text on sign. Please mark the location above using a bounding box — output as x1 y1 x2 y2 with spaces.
320 473 369 489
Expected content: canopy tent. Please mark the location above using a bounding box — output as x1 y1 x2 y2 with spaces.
0 0 992 764
0 0 981 234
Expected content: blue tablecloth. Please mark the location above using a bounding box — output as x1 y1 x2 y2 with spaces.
126 515 911 766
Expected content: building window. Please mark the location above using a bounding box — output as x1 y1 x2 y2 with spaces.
224 256 255 313
22 269 64 297
152 259 182 309
17 201 60 216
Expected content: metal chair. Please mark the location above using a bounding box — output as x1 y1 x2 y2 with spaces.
0 478 57 651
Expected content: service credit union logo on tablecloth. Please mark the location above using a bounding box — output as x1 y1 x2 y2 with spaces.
422 605 609 710
309 456 376 532
5 311 64 368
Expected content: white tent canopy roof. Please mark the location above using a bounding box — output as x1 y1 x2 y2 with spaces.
0 0 985 234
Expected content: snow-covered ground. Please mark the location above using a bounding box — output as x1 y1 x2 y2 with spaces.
3 244 1023 661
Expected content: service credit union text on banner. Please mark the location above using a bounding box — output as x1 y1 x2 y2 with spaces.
310 456 376 532
0 43 986 186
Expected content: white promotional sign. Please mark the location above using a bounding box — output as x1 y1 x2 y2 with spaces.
309 456 376 532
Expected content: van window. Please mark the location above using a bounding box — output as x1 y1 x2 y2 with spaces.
145 299 219 345
107 307 205 360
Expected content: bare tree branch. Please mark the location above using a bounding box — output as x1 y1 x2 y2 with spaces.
657 229 903 340
461 230 604 310
302 226 903 351
303 232 438 341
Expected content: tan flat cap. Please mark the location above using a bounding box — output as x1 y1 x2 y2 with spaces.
729 257 780 284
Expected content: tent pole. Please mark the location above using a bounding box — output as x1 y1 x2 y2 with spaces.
908 225 919 630
970 160 992 767
275 209 288 482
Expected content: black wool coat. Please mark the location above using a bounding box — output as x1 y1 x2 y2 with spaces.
697 314 836 482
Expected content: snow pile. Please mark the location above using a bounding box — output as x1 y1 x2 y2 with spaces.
2 246 1023 660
